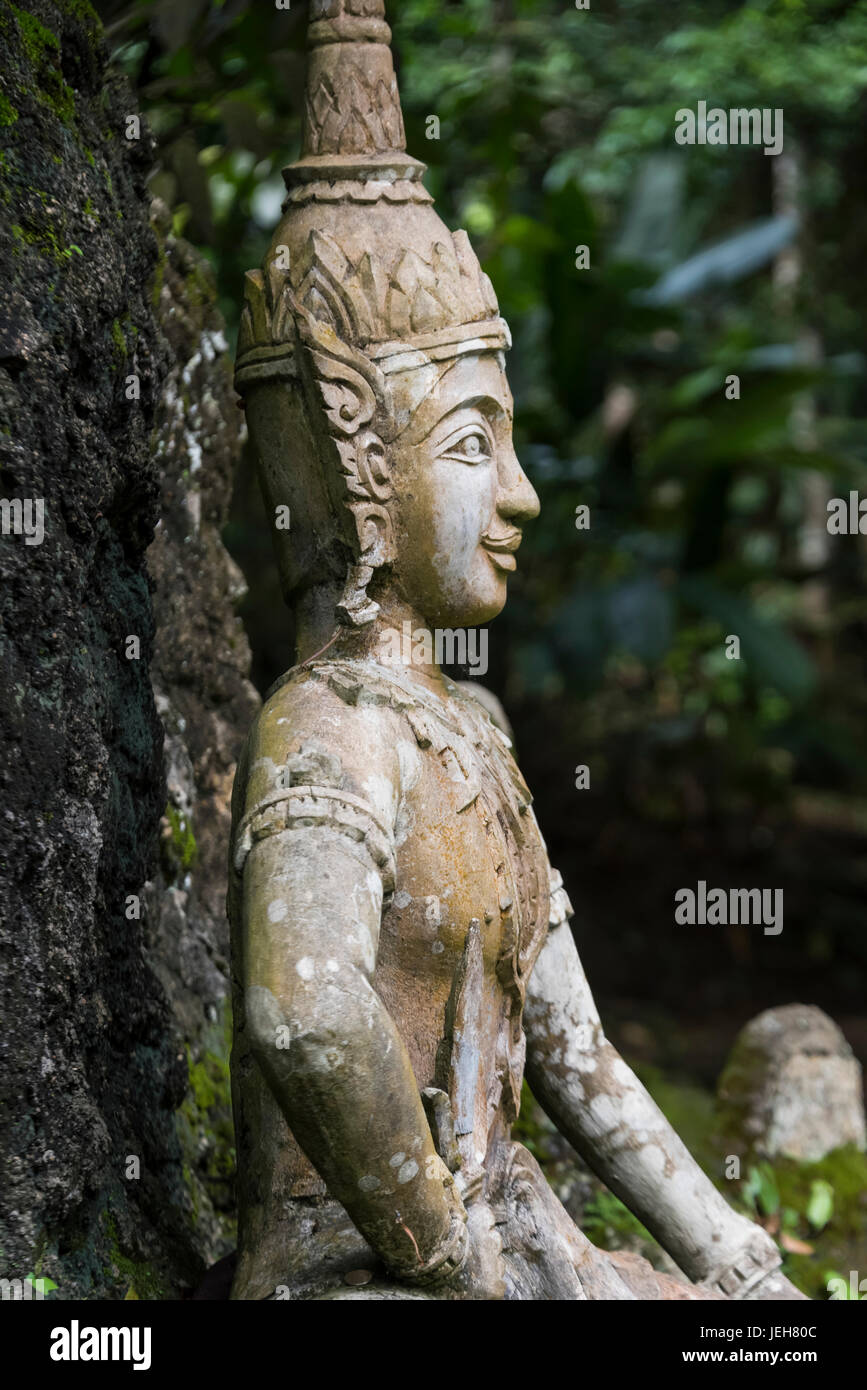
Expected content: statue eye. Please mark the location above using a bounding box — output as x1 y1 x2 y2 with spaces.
441 430 492 465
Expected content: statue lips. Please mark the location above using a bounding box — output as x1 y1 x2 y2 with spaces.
481 529 522 573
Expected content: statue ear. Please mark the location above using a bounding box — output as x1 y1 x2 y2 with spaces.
292 306 395 625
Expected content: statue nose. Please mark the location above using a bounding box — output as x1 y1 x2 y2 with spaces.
498 449 540 525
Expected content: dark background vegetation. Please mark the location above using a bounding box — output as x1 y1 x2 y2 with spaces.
89 0 867 1292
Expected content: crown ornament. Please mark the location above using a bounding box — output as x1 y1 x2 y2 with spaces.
235 1 511 627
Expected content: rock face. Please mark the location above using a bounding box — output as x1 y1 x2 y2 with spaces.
0 0 170 1299
0 0 256 1298
718 1005 867 1162
145 198 259 1270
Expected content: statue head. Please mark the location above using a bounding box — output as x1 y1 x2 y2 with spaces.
235 0 539 643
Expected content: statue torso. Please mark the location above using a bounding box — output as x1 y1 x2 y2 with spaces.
229 658 564 1190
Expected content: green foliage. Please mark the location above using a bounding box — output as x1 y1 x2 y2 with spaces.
742 1160 782 1218
24 1271 58 1296
582 1189 653 1248
161 803 197 877
736 1147 867 1298
512 1079 554 1159
806 1178 835 1230
644 1072 867 1298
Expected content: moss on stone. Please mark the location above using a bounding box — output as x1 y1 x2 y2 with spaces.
182 1007 234 1160
149 215 170 308
2 0 212 1306
9 6 76 125
0 91 18 127
177 1000 237 1240
161 804 197 876
111 318 128 369
10 4 59 64
715 1034 768 1151
9 209 83 266
184 257 218 310
56 0 100 41
103 1215 172 1301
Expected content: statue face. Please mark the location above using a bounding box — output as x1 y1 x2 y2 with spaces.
388 354 539 627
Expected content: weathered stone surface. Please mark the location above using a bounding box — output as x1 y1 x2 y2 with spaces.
718 1004 867 1162
0 2 256 1297
0 0 174 1299
144 197 259 1265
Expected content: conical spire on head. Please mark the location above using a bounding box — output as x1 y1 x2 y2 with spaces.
237 1 508 369
302 1 403 157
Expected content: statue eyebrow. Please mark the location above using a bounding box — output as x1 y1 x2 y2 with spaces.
411 395 506 444
456 394 506 419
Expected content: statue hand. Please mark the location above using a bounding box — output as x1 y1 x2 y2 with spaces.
440 1200 506 1301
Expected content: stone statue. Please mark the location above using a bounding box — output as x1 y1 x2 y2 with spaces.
229 0 806 1301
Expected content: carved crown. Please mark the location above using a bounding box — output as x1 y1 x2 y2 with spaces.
235 0 507 383
237 224 501 375
235 2 510 626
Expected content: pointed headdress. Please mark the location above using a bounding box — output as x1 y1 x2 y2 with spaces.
235 1 511 625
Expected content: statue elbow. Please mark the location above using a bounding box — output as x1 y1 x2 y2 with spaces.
245 975 377 1078
245 983 293 1065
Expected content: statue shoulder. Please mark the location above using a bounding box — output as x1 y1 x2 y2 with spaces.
233 663 403 832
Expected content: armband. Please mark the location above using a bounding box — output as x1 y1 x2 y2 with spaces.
232 784 396 893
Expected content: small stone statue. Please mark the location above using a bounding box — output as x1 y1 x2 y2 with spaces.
230 0 805 1300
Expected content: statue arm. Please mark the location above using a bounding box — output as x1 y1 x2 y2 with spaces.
239 808 467 1287
524 916 801 1299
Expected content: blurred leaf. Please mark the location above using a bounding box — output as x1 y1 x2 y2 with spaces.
806 1179 834 1230
781 1232 814 1255
753 1162 781 1218
639 216 798 306
680 576 817 705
